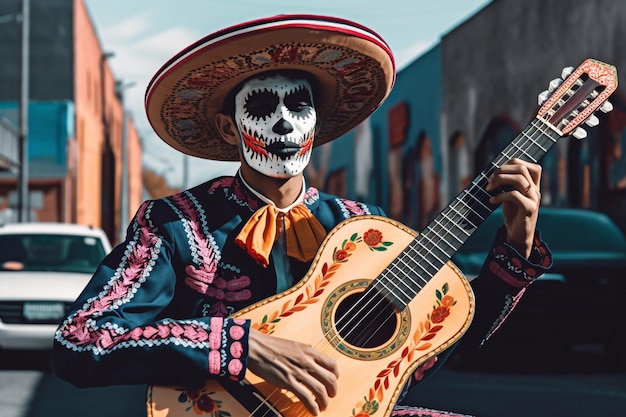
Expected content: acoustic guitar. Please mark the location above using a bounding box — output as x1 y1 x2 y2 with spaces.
146 59 617 417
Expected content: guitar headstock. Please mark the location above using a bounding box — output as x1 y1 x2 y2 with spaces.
537 58 617 139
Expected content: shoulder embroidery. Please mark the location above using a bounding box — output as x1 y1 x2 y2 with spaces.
207 177 235 195
336 197 372 219
304 187 319 205
209 176 260 211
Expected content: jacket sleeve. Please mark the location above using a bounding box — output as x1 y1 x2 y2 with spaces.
51 199 250 388
458 225 552 349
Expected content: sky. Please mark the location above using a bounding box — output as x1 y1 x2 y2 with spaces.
83 0 491 188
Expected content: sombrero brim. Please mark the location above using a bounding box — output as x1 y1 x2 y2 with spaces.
145 14 396 161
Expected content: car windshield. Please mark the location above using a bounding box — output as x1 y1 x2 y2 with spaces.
0 233 106 274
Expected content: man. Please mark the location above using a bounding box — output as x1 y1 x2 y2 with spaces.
52 14 551 417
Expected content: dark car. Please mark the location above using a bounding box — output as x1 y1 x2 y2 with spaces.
450 207 626 371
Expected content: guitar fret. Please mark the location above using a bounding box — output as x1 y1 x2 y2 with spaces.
401 245 441 281
422 225 458 254
374 276 414 308
439 209 471 238
450 191 492 234
394 256 429 286
407 240 447 274
510 140 538 162
396 247 431 276
431 216 464 245
377 268 414 303
522 128 549 153
500 148 514 161
418 231 454 261
458 191 490 219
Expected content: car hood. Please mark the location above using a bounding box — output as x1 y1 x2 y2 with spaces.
453 249 626 278
0 271 91 302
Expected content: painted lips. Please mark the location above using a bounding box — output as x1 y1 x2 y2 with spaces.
265 141 301 159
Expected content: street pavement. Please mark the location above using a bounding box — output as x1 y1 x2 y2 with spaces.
404 345 626 417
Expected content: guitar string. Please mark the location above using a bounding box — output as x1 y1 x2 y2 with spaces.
247 81 584 416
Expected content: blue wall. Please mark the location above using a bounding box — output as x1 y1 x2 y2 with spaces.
0 101 75 176
312 45 443 230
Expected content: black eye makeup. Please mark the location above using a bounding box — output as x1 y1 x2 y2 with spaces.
244 90 279 119
284 88 313 114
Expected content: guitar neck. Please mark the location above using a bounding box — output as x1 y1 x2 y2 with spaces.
377 117 561 309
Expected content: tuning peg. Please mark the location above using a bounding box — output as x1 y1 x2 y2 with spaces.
585 115 600 127
538 89 550 105
561 66 575 79
600 100 614 113
549 78 563 92
573 127 588 139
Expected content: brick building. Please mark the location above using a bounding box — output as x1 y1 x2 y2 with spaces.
0 0 143 244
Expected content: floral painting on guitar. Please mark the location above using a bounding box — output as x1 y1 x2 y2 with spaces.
252 228 394 335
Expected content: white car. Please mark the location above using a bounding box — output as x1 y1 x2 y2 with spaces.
0 222 112 350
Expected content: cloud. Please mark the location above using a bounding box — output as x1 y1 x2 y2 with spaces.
98 10 156 43
104 24 200 83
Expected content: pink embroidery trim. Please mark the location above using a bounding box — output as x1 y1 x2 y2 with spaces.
210 317 224 333
170 193 226 300
340 198 370 216
208 331 221 351
228 358 244 377
230 341 243 358
488 259 527 288
208 350 221 375
59 202 161 345
229 325 245 340
483 288 526 343
207 317 224 372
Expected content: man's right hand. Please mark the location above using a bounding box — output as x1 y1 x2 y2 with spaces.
247 329 340 415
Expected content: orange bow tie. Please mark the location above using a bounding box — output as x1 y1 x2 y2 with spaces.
235 204 327 268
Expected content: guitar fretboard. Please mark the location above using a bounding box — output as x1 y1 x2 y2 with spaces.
374 117 562 310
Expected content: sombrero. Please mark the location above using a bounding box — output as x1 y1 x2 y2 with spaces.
145 14 396 161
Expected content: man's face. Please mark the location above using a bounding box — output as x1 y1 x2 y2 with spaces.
234 73 316 178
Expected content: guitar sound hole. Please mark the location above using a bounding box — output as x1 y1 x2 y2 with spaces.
333 290 397 349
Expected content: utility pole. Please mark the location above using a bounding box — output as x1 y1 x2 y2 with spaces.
116 80 135 243
17 0 30 222
182 154 189 190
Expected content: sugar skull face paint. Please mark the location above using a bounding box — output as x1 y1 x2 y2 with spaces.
234 73 316 178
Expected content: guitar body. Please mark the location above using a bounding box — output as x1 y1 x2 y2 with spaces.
147 215 475 417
